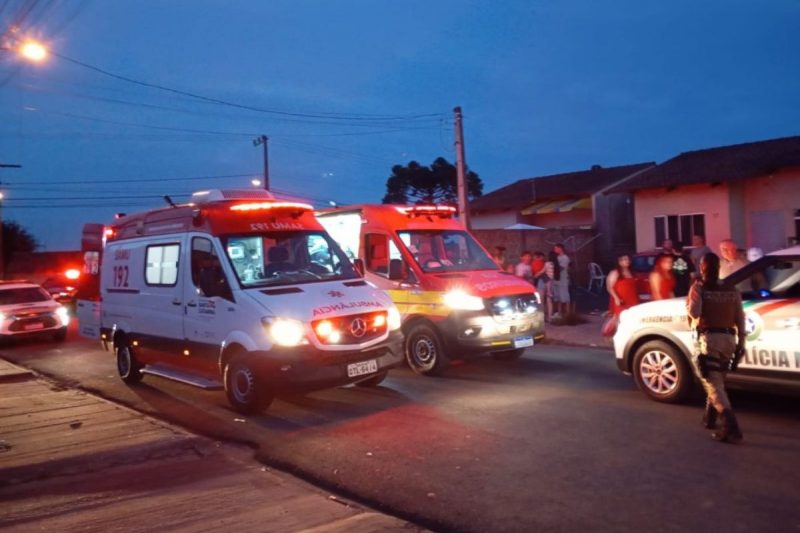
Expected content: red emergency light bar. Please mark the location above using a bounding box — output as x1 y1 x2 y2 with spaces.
403 205 457 218
229 201 313 212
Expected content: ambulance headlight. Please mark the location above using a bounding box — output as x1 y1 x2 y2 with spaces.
443 290 485 311
56 306 70 325
387 307 402 331
264 318 306 347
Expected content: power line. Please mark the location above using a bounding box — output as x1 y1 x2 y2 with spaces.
54 52 445 123
2 172 257 185
19 79 446 134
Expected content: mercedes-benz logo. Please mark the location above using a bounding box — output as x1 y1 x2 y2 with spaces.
349 318 367 338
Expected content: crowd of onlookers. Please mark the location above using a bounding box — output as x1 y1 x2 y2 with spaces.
491 243 576 323
490 234 760 332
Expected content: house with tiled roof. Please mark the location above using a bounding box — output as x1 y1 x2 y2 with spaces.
470 162 654 266
607 136 800 253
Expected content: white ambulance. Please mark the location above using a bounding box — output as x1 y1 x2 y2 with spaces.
78 189 404 413
613 245 800 402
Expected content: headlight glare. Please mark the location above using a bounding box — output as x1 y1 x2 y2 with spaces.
443 290 484 311
387 307 402 330
265 318 306 347
56 306 70 325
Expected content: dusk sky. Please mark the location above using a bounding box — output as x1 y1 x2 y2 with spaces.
1 0 798 250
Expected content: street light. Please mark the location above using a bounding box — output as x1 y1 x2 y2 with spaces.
251 179 262 187
19 40 47 62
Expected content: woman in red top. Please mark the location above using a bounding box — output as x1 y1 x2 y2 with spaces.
606 254 640 316
649 253 676 300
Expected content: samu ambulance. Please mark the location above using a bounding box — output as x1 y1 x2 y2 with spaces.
613 245 800 403
77 189 403 413
317 204 545 375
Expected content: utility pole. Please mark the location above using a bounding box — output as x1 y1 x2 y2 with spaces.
454 106 470 229
253 135 269 191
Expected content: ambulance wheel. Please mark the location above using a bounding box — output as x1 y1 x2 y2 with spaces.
355 371 387 388
224 356 273 414
116 339 143 384
492 348 526 361
405 323 448 376
632 340 692 403
52 327 67 342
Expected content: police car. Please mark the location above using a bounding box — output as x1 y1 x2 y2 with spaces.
0 281 70 342
613 246 800 402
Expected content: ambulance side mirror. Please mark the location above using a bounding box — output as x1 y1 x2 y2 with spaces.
353 259 365 277
388 259 405 281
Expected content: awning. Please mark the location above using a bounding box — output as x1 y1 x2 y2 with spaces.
520 197 592 215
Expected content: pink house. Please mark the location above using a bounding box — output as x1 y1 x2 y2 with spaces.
608 136 800 253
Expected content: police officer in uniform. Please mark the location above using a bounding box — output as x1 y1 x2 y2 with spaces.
687 252 746 443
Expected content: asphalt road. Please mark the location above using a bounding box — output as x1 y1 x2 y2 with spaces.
2 325 799 532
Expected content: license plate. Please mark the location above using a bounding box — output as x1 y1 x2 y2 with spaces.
24 322 45 331
347 359 378 378
514 335 534 348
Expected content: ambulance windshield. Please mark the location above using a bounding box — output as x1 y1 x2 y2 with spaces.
223 231 359 287
397 230 498 273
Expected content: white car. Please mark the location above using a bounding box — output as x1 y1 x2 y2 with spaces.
614 246 800 402
0 281 70 342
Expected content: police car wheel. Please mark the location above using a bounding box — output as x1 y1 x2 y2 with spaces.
355 371 387 387
224 357 274 414
116 341 143 384
492 348 526 361
632 340 692 403
405 323 448 376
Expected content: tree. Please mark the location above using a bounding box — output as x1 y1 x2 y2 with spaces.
2 220 40 274
382 157 483 204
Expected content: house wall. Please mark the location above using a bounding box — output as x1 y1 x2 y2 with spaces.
470 210 520 230
633 184 732 252
742 167 800 252
524 209 593 228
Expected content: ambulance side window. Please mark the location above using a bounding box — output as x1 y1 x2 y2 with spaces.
191 238 233 300
365 234 391 276
365 233 410 281
145 243 180 287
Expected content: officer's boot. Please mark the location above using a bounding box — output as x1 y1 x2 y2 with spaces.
701 399 717 429
711 409 743 444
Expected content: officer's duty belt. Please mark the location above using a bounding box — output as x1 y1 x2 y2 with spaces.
698 327 736 335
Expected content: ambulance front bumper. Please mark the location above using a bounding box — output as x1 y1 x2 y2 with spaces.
440 310 545 352
252 330 405 392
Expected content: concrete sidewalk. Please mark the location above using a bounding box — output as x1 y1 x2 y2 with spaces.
540 311 614 350
0 359 420 532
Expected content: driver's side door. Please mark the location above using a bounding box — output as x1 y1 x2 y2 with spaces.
363 232 413 313
182 235 237 375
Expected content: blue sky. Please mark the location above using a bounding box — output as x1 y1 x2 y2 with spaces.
1 0 798 250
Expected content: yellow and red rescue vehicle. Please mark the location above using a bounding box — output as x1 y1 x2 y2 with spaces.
318 204 545 375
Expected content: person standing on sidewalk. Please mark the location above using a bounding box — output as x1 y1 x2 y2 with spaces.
514 251 534 284
687 252 746 444
603 253 640 336
552 244 571 321
672 242 695 297
649 253 676 300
